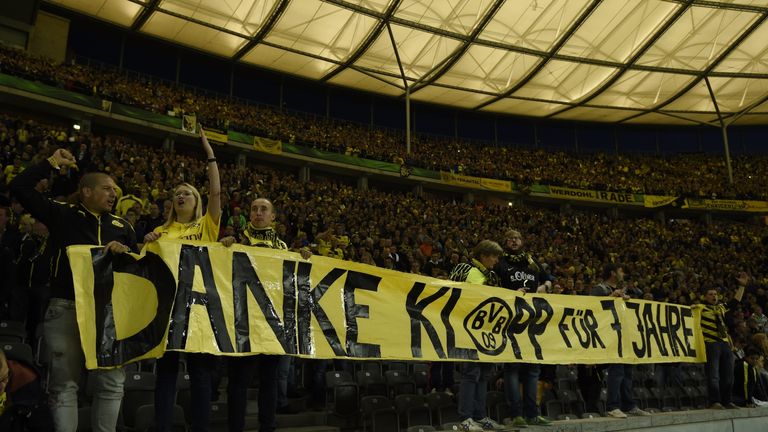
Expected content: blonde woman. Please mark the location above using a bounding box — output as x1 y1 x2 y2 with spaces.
144 127 221 432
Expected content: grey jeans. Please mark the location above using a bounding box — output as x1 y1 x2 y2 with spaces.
44 298 125 432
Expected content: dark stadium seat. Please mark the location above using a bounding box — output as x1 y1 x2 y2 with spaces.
357 370 388 397
133 403 187 432
385 370 416 398
1 341 34 365
411 365 430 394
425 390 458 425
0 320 26 343
325 370 355 404
485 390 509 422
121 371 157 429
360 395 398 432
332 382 360 417
545 399 564 419
556 388 586 416
395 394 431 428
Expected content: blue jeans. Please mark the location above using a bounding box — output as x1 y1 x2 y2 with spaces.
458 363 492 421
705 341 734 405
228 355 279 432
504 363 540 418
155 351 217 432
606 364 635 412
44 298 125 432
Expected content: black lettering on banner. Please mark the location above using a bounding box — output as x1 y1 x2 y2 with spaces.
506 297 533 359
667 304 682 357
282 260 298 355
463 298 511 356
443 288 478 360
343 271 381 358
167 245 233 352
681 307 696 358
504 297 553 360
297 265 347 356
647 303 668 357
627 302 646 358
559 307 604 350
558 308 575 348
230 252 293 353
601 300 623 358
91 249 176 367
529 298 554 359
405 283 449 359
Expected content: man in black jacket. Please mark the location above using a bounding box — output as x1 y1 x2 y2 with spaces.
10 148 136 432
495 229 552 427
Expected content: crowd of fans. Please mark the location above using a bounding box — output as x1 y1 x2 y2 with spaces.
0 109 767 425
2 44 768 200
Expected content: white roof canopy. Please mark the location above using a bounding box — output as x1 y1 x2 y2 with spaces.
45 0 768 125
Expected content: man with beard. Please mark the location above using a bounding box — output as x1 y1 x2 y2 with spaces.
494 229 552 427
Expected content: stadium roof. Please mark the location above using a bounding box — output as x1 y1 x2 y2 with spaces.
45 0 768 125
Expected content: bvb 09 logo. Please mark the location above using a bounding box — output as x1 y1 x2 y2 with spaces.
463 298 512 355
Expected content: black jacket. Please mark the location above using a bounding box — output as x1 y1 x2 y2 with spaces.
495 251 548 291
10 160 136 300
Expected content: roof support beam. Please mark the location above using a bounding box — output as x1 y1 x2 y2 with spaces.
549 1 694 119
472 0 603 111
232 0 290 61
131 0 160 31
386 21 411 154
321 0 402 83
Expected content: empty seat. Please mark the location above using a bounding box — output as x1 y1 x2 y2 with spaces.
0 320 26 343
122 371 157 429
360 395 398 432
395 394 431 428
358 370 388 397
425 390 458 425
385 370 416 398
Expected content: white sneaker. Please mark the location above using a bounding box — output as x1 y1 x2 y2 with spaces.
627 407 651 416
459 418 484 432
445 388 455 397
477 417 505 430
606 408 627 418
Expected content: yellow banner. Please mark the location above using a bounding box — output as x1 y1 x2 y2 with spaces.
68 241 705 369
643 195 679 208
440 172 512 193
203 128 228 145
682 198 768 213
253 136 282 154
546 186 640 205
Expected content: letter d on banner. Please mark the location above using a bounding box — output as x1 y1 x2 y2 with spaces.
70 245 177 369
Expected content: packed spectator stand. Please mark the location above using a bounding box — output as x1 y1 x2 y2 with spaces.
2 44 768 200
0 45 767 431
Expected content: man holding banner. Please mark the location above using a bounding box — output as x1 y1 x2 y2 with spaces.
495 229 552 427
10 149 136 432
700 273 747 410
220 197 311 432
591 264 650 419
448 240 505 432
